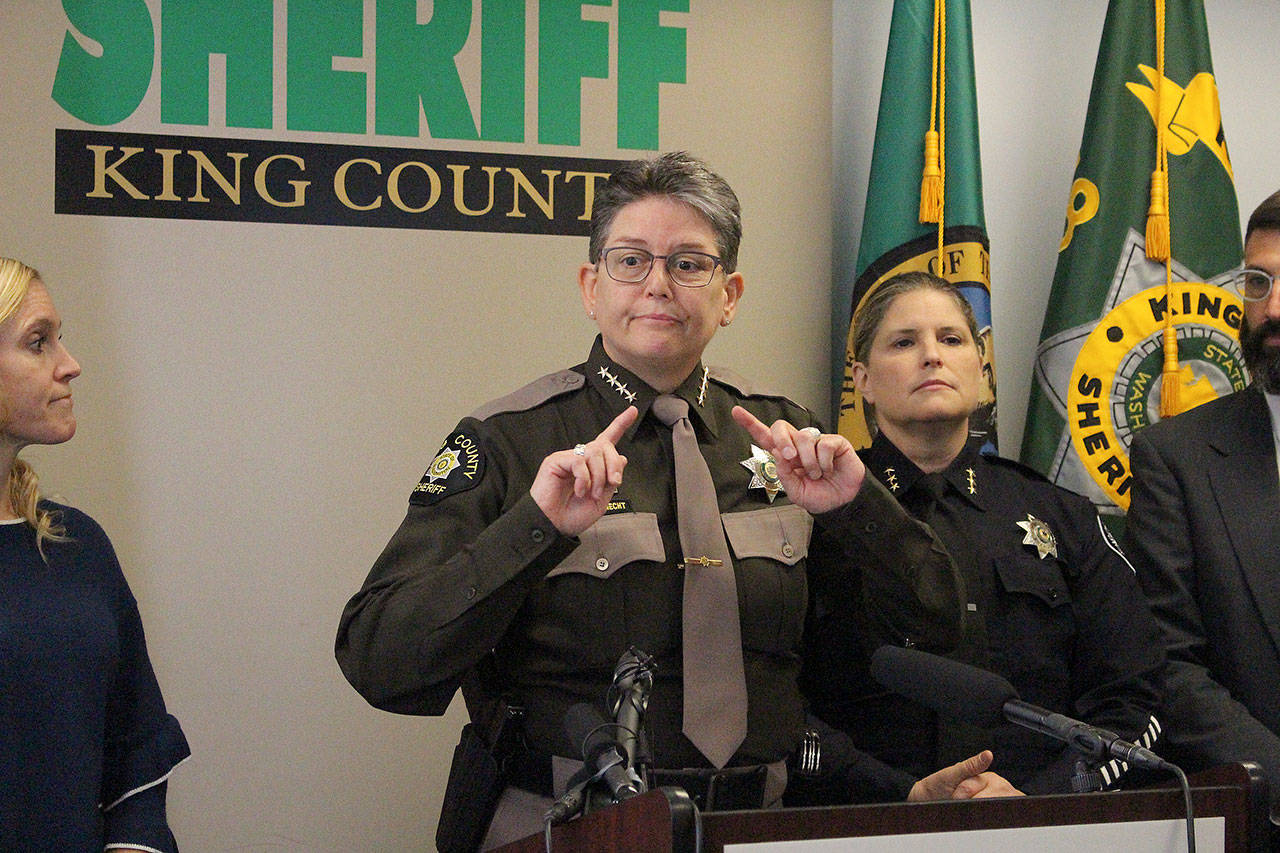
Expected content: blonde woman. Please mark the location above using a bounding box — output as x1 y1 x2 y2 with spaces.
0 259 188 851
804 271 1164 794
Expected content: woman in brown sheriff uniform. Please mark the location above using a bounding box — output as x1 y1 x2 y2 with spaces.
803 270 1166 795
336 155 1018 849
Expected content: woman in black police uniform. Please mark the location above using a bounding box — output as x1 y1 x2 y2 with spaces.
804 270 1166 794
336 155 1017 849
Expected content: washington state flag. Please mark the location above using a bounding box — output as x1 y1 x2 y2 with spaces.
836 0 995 451
1020 0 1241 519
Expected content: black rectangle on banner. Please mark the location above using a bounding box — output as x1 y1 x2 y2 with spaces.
54 129 626 236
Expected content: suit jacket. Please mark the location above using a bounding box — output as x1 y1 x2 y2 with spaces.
1126 385 1280 809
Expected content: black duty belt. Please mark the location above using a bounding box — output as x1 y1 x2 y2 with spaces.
505 749 770 812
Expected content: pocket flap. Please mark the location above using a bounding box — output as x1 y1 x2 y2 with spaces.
722 503 813 566
993 555 1072 608
547 512 665 579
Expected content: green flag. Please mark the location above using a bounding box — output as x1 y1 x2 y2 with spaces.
838 0 995 452
1020 0 1242 522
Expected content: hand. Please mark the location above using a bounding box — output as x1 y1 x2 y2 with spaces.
530 406 638 536
730 407 866 514
908 750 1025 801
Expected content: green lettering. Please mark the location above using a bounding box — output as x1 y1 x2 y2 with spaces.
288 0 366 133
375 0 477 139
480 0 526 142
617 0 686 149
539 0 610 145
52 0 154 125
161 0 273 127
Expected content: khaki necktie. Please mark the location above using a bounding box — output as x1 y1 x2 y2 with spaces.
651 394 747 768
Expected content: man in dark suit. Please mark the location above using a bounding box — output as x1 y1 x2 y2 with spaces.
1126 189 1280 828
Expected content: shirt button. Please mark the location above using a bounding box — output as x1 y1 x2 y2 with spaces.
782 543 795 558
863 521 880 534
595 557 610 572
531 528 545 543
464 586 477 600
1048 588 1059 600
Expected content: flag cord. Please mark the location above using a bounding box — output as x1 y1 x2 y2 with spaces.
1151 0 1182 417
919 0 946 254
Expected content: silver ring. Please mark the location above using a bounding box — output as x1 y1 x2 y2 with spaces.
800 427 822 439
573 444 587 456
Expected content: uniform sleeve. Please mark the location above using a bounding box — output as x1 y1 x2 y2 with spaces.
90 521 189 852
1020 501 1165 794
335 419 579 715
1126 430 1280 794
809 474 965 654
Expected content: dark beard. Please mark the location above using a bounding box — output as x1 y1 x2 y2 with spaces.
1240 314 1280 393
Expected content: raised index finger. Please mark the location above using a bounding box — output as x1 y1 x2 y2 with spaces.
598 405 639 446
730 406 774 449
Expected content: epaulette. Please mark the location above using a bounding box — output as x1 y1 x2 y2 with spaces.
979 449 1056 486
707 365 809 410
468 369 584 421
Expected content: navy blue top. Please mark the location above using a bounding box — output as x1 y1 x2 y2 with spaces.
0 502 188 851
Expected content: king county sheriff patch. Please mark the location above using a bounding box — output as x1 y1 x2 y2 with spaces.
410 429 486 506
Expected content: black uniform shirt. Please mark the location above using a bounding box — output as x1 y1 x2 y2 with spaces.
805 433 1166 793
337 338 964 770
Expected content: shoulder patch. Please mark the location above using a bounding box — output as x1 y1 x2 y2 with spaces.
468 369 584 421
410 428 487 506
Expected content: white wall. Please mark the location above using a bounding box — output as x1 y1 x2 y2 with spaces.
833 1 1280 454
2 2 1277 850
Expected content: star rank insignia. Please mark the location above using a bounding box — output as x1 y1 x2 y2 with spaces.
1016 514 1058 560
741 444 785 502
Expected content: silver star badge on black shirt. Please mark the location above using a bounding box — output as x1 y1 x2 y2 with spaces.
1016 514 1058 559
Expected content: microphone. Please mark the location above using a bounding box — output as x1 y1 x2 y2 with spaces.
564 702 643 803
869 645 1172 772
610 647 654 788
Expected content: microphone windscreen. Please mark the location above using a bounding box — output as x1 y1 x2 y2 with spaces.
563 702 613 759
869 645 1017 728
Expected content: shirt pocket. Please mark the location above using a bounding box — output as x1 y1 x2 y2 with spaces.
721 503 813 565
722 503 814 653
992 554 1072 609
546 512 665 579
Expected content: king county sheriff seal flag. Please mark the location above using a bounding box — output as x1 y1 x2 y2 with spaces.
837 0 996 452
1020 0 1242 528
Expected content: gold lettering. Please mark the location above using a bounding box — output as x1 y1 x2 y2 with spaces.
447 164 501 216
189 150 247 204
387 161 441 214
506 168 560 219
335 158 382 210
154 148 182 201
255 154 309 208
86 145 148 199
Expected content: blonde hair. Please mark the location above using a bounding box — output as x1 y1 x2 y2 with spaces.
0 258 67 552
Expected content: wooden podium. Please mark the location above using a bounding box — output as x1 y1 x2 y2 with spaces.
494 763 1268 852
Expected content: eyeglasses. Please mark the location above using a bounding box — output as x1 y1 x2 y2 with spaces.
1233 267 1280 302
601 247 722 288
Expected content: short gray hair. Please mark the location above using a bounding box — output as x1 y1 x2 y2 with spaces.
588 152 743 272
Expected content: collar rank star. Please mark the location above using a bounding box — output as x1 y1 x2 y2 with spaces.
742 445 785 502
596 365 637 403
1017 514 1058 560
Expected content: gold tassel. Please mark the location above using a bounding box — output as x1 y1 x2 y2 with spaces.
919 130 943 224
1158 323 1180 417
1146 169 1170 261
